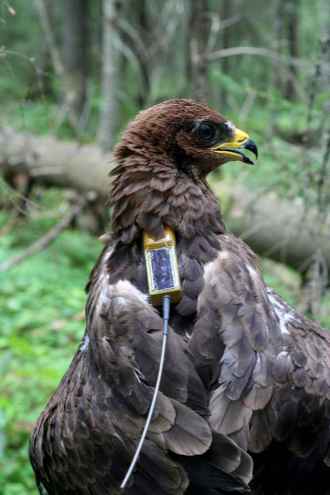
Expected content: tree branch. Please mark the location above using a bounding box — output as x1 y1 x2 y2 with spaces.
206 45 325 70
0 198 86 272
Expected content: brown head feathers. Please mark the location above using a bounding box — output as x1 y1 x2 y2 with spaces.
110 99 234 244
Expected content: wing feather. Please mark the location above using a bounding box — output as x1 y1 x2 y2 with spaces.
190 233 330 479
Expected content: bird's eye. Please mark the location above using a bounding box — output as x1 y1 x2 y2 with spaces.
196 122 217 144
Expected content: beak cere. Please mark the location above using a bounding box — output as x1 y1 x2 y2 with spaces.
212 127 258 165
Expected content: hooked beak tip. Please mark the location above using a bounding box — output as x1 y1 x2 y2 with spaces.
243 139 258 159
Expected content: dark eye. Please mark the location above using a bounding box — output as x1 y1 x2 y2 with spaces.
196 122 217 144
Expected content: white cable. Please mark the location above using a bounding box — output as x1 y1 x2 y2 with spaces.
120 295 171 490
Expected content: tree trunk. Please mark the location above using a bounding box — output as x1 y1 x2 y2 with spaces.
284 0 300 100
0 128 110 198
98 0 122 151
34 0 89 131
214 182 330 274
34 0 64 79
2 128 330 277
187 0 211 102
274 0 286 93
62 0 89 125
134 0 151 107
220 0 233 107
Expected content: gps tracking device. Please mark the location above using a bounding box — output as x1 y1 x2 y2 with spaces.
143 227 182 305
120 227 181 491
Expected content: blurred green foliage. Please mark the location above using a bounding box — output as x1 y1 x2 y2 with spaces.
0 194 101 494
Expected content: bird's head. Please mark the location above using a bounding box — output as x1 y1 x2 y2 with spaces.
111 99 258 242
113 98 258 177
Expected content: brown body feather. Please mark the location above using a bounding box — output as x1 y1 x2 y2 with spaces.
30 100 330 495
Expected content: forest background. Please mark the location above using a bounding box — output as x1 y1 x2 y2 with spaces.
0 1 330 493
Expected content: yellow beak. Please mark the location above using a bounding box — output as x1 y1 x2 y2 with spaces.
211 128 258 165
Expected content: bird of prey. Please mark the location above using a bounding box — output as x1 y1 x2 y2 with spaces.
30 99 330 495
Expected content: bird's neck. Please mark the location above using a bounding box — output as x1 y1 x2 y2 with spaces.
109 158 225 319
110 158 225 246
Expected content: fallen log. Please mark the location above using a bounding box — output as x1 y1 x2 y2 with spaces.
215 182 330 273
1 127 329 274
0 127 111 197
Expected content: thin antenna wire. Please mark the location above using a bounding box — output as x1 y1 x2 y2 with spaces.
120 295 171 490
